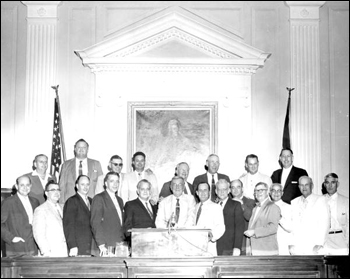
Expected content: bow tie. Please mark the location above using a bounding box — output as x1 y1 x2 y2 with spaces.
256 202 261 207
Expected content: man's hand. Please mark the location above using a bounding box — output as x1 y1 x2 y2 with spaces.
244 229 255 238
288 245 296 255
69 247 78 257
208 231 213 242
99 244 107 256
145 168 153 175
313 245 324 255
233 248 241 256
12 237 25 243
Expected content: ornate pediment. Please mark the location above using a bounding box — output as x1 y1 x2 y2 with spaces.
75 6 270 73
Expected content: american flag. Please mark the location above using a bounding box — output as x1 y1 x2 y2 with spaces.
50 98 62 181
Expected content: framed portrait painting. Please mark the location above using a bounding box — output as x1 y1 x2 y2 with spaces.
127 101 218 186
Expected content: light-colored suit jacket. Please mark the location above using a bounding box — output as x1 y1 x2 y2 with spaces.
336 194 349 246
291 193 330 255
59 158 103 203
120 171 159 202
33 200 67 257
248 199 280 255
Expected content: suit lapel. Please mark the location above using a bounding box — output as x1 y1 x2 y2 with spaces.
104 192 122 226
14 194 29 223
136 198 153 220
284 166 295 188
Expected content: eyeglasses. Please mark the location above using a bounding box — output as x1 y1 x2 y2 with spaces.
271 190 282 194
111 163 123 167
47 189 61 192
254 189 267 194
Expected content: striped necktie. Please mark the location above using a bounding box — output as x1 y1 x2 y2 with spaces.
79 160 83 176
196 202 203 225
145 202 153 220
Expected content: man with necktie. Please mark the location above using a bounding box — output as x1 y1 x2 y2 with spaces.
289 176 330 255
90 172 125 256
1 175 40 257
155 176 196 228
215 179 245 256
195 182 225 256
33 181 67 257
124 179 158 245
244 182 280 256
192 154 230 202
59 139 103 203
63 175 93 256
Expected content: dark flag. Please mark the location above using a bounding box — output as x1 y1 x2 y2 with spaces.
50 98 62 181
282 88 294 149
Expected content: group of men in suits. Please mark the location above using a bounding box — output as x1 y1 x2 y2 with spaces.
1 143 349 257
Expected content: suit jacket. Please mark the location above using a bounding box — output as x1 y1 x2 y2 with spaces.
192 173 230 202
24 172 57 204
240 196 256 254
59 158 103 203
1 194 40 256
124 198 158 238
63 194 93 255
90 191 125 255
159 181 195 198
248 199 280 255
291 194 330 255
336 194 349 245
216 199 245 255
120 171 159 202
33 200 68 257
271 166 308 204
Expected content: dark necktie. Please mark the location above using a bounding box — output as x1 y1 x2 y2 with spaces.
145 202 153 220
175 198 180 223
196 202 203 225
85 197 90 210
211 174 216 202
220 201 223 207
79 160 83 176
138 172 142 181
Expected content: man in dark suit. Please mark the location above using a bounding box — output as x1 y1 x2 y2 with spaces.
59 139 103 203
124 179 158 244
271 148 308 204
63 175 93 256
192 154 230 202
23 154 57 204
1 175 40 256
159 162 195 199
91 172 124 256
230 179 256 255
216 179 245 256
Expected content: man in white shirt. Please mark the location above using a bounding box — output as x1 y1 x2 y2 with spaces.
120 151 159 203
156 176 196 228
239 154 272 200
323 173 349 255
290 176 330 255
270 183 292 255
1 175 40 256
195 182 225 256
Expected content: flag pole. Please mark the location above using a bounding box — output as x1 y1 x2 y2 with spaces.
51 85 66 162
282 87 294 149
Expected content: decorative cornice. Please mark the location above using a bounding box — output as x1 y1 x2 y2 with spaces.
285 1 326 20
112 28 236 59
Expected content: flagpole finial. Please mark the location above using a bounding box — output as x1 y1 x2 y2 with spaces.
286 87 295 97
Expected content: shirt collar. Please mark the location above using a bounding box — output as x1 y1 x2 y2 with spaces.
256 197 269 207
31 170 50 180
327 192 338 200
106 189 117 199
77 191 88 200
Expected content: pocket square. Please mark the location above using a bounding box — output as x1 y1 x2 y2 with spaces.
291 181 298 183
93 169 97 172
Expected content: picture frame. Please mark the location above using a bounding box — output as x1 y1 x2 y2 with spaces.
127 101 218 186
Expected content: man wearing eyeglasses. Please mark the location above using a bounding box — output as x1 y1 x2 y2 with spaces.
323 173 348 255
33 181 68 257
270 183 292 255
244 182 280 255
95 155 124 195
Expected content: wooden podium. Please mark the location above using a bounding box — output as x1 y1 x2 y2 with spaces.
129 228 211 257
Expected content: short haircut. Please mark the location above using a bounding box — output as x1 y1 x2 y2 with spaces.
45 180 58 191
230 179 243 188
110 155 123 162
245 154 259 163
255 182 268 189
207 154 219 161
74 138 89 148
270 183 283 192
32 154 48 170
176 162 189 170
298 175 313 186
279 148 293 157
132 151 146 161
324 173 338 180
171 176 185 185
16 175 32 185
137 179 152 190
75 174 90 185
104 171 120 184
197 182 210 192
216 179 229 188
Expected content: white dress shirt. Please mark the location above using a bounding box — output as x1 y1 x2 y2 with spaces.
107 189 123 225
18 194 34 225
281 165 293 188
240 172 272 199
274 199 292 255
